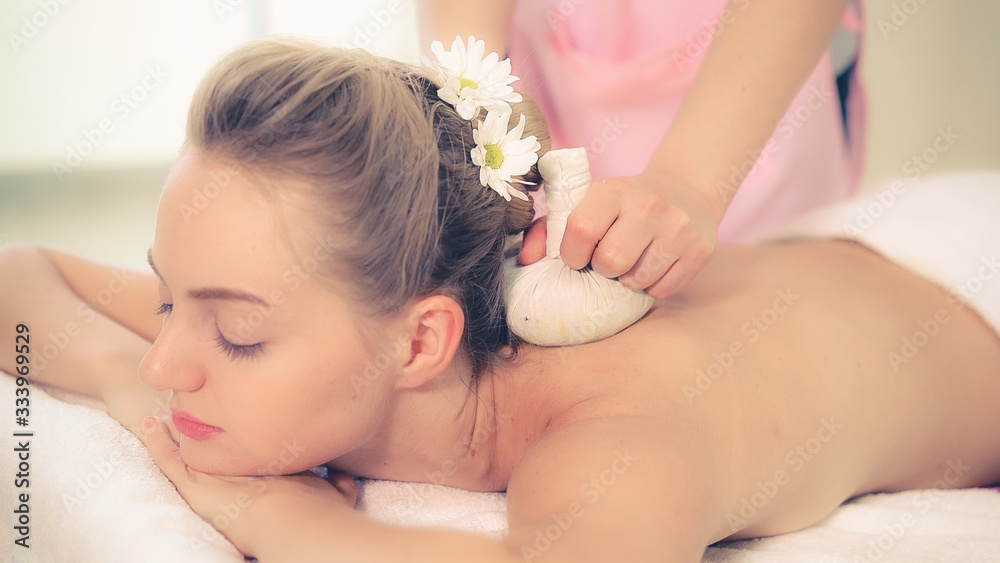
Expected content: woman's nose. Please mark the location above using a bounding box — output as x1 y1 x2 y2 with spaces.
138 322 206 393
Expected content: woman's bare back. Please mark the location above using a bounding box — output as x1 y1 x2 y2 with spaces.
498 240 1000 542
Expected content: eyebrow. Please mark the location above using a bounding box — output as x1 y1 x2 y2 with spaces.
147 248 268 307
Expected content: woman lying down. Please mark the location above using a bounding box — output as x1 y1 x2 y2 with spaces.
2 38 1000 562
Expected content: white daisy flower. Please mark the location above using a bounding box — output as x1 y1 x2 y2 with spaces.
424 35 523 120
471 109 541 202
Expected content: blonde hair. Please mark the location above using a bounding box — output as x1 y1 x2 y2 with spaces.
185 38 551 377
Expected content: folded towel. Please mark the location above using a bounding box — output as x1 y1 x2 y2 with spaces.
705 489 1000 562
357 479 507 539
0 375 242 563
774 170 1000 335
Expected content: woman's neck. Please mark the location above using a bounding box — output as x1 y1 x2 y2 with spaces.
330 345 556 491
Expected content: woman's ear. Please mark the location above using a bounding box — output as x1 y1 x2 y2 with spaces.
396 294 466 389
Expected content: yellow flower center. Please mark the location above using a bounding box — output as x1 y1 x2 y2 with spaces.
459 77 479 90
484 144 504 168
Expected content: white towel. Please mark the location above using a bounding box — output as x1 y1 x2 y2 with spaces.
704 489 1000 562
357 479 507 539
774 170 1000 334
0 375 241 563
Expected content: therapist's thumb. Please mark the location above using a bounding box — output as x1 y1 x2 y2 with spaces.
518 218 547 265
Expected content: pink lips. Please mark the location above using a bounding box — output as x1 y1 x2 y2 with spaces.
171 410 224 441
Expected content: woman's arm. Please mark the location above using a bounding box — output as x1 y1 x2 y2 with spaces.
40 246 163 342
141 413 725 562
0 244 165 433
417 0 515 55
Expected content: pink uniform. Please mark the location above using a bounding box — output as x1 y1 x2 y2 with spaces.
508 0 855 243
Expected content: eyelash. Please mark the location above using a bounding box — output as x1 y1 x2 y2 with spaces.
155 301 264 362
215 334 264 362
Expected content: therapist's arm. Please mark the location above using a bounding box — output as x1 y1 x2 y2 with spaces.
651 0 852 209
417 0 516 56
548 0 852 298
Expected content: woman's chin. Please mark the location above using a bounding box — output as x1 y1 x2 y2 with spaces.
177 441 249 475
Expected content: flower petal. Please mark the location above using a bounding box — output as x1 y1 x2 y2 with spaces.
507 186 530 201
455 97 479 120
501 151 539 173
470 145 486 167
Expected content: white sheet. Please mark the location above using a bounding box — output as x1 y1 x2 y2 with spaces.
3 370 999 562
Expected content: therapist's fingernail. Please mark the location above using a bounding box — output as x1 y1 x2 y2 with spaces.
142 416 157 432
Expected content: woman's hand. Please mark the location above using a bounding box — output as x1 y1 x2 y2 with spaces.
139 416 357 558
520 170 722 299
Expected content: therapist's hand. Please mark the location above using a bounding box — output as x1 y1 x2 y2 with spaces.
519 170 722 299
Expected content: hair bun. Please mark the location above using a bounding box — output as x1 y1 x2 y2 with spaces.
503 182 537 234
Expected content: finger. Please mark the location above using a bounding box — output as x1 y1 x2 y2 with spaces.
326 472 359 507
140 416 189 483
619 243 678 292
560 182 622 269
643 256 704 299
589 215 655 279
643 230 715 298
518 218 548 265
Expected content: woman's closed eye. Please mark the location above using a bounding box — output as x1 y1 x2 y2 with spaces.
155 300 264 362
215 333 264 362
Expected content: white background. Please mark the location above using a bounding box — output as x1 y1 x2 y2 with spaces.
0 0 421 171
